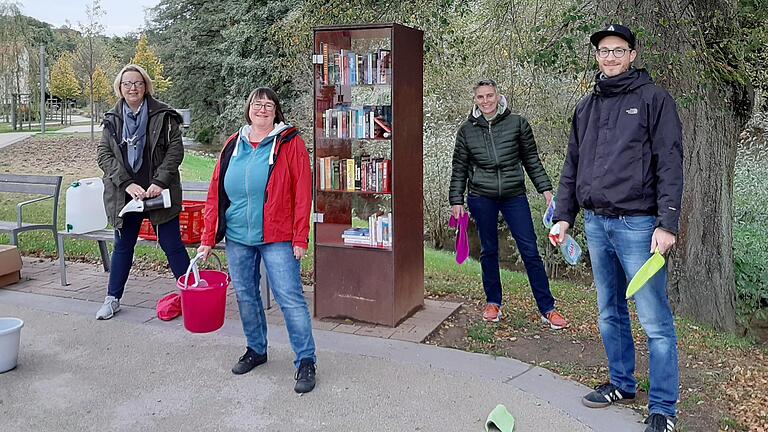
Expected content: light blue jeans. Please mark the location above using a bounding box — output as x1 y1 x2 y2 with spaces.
226 239 316 368
584 210 678 417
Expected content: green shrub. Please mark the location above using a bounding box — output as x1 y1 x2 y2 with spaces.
733 113 768 322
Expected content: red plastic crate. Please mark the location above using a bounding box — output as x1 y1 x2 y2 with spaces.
138 200 206 245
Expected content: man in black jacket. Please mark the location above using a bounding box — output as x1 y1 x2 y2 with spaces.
552 25 682 432
450 79 569 330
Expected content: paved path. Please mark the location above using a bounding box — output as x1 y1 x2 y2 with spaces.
53 123 102 134
11 257 459 342
0 289 646 432
0 132 34 149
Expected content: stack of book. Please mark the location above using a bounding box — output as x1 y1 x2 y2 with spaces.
341 214 392 248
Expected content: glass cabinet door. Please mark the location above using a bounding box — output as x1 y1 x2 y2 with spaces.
314 28 393 250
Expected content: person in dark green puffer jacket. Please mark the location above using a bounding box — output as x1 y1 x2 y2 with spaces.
449 79 569 329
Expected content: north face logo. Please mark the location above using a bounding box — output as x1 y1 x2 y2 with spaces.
626 108 638 115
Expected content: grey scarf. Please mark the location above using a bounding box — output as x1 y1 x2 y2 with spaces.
122 100 148 173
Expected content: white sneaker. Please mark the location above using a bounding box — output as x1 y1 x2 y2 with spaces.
96 296 120 320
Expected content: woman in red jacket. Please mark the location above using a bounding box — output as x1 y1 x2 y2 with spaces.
197 87 316 393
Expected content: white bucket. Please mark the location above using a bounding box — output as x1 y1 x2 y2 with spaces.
0 317 24 373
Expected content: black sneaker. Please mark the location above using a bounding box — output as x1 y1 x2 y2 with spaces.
294 359 316 394
644 413 676 432
231 348 267 375
581 382 636 408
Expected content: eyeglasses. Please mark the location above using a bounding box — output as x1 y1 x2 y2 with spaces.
121 81 145 89
596 48 632 58
250 102 276 112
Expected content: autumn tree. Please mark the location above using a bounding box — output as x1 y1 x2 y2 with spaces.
91 63 113 116
49 52 80 124
131 34 170 95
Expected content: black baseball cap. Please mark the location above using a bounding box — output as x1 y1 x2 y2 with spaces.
590 24 636 49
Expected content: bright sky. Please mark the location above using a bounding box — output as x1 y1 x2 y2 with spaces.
20 0 161 36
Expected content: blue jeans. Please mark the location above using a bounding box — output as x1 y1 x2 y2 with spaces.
226 239 316 368
584 210 679 417
467 194 555 315
108 212 190 299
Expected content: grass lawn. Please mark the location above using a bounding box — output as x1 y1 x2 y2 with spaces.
0 123 69 133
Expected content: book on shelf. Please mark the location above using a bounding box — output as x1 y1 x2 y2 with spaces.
340 214 392 248
317 156 391 193
321 105 391 140
316 44 392 86
373 116 392 139
346 159 356 191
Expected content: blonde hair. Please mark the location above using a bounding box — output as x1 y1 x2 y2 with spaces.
113 64 154 99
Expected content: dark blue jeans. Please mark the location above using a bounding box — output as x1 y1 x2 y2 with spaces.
467 194 555 315
107 212 190 299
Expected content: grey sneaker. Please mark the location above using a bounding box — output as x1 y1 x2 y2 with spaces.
96 296 120 320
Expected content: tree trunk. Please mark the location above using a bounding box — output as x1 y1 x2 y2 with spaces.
597 0 753 331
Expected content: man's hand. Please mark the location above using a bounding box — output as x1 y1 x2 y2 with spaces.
125 183 146 200
451 205 466 219
650 228 676 254
293 246 307 260
549 221 570 246
543 191 554 208
145 184 164 198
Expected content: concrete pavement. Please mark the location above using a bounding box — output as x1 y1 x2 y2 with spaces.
53 122 102 134
0 290 647 432
0 132 34 149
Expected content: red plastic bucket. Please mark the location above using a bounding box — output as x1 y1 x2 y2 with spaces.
177 253 229 333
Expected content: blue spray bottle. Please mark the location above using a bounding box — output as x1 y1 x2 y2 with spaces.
548 223 582 266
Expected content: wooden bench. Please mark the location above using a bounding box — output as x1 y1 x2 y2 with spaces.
0 174 63 250
56 181 272 308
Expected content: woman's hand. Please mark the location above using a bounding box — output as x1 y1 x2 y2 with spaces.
145 184 164 198
293 246 306 260
543 191 554 208
451 205 465 219
125 183 146 200
197 245 212 261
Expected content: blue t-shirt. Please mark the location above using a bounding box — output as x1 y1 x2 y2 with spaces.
223 135 273 245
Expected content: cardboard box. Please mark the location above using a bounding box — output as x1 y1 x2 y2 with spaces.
0 245 22 288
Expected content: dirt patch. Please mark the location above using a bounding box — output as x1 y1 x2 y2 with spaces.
425 300 763 431
0 134 102 184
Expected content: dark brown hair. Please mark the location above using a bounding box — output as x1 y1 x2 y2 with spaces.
244 87 286 125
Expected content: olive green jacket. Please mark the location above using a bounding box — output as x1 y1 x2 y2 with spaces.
97 96 184 229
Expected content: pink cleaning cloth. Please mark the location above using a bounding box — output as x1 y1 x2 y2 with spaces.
449 213 470 264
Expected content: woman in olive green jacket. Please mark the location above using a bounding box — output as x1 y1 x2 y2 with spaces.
95 64 190 320
449 79 569 329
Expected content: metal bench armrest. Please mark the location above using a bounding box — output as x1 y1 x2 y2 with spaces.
16 195 54 227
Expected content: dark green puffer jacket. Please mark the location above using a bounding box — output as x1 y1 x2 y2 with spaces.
449 98 552 205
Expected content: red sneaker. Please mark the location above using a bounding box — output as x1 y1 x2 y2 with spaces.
483 303 502 322
542 310 570 329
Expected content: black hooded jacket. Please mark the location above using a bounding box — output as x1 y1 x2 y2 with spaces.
554 68 684 234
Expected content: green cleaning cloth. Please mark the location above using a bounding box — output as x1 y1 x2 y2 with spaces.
626 251 666 299
485 404 515 432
